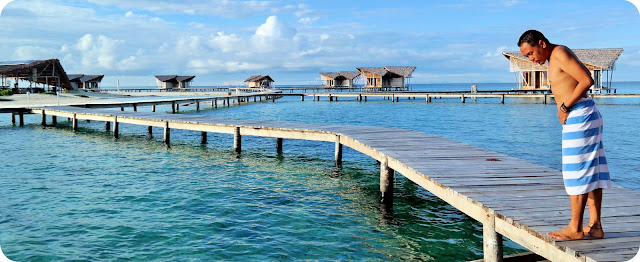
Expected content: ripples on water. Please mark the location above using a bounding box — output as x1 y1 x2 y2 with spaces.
1 83 639 261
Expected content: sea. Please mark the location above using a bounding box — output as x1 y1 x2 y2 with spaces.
1 82 638 261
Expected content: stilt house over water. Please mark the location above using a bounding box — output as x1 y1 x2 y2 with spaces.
356 66 416 91
154 75 196 89
244 75 274 88
0 59 72 92
503 48 623 93
68 74 104 90
319 71 361 88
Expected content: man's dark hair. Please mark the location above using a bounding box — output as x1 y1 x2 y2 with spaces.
518 30 550 47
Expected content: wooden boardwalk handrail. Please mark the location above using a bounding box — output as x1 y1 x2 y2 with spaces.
26 106 640 261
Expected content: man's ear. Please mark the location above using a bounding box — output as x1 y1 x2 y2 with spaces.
539 39 546 48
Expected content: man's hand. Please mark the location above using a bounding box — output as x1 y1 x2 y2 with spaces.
558 110 569 124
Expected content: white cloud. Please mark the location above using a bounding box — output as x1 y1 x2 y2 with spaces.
250 16 297 53
74 34 124 70
87 0 277 18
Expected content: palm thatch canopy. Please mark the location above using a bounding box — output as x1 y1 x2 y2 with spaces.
319 71 360 80
244 75 274 83
0 59 72 90
154 75 196 89
502 48 624 71
68 74 104 83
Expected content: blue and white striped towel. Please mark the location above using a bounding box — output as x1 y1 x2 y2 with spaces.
562 97 612 195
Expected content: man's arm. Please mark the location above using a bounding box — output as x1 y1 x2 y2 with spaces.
554 46 595 108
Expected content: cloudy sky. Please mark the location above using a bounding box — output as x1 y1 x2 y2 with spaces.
1 0 638 87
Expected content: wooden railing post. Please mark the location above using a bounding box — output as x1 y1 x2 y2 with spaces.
334 135 342 167
233 126 241 154
483 210 504 262
380 157 394 206
113 116 119 139
276 138 283 154
164 121 170 147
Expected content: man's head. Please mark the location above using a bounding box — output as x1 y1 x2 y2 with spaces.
518 29 551 65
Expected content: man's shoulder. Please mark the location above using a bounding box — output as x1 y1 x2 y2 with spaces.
550 45 575 63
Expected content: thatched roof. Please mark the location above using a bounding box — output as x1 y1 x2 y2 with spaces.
68 74 104 83
155 75 195 83
319 72 340 78
320 71 361 80
384 66 416 77
357 66 416 77
175 75 195 82
244 75 274 82
0 59 72 90
357 67 389 76
502 48 624 70
337 71 360 80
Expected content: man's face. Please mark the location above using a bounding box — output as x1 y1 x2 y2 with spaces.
519 41 547 65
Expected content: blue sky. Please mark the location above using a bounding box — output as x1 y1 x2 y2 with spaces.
1 0 638 87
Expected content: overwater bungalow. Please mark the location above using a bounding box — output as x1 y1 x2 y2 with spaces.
0 59 72 92
319 71 360 88
502 48 623 93
154 75 196 89
244 75 274 88
68 74 104 90
356 66 416 91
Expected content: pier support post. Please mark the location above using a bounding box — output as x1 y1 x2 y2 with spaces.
358 94 362 102
233 126 241 154
152 105 156 112
543 94 548 104
214 99 218 108
120 107 124 111
254 96 257 102
72 114 78 132
365 96 367 102
18 112 24 126
11 112 16 126
40 111 46 126
501 94 505 104
147 126 152 135
483 210 504 262
461 95 466 103
334 136 342 167
176 103 179 112
276 138 283 154
113 116 119 139
52 116 57 125
301 95 304 101
196 100 200 111
201 131 207 144
392 94 395 103
172 102 176 114
329 94 333 102
227 98 231 107
380 158 394 207
133 104 137 112
106 121 111 131
164 122 170 147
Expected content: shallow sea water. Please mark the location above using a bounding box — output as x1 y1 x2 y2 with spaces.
1 83 638 261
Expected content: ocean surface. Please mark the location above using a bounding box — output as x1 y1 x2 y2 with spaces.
1 82 639 261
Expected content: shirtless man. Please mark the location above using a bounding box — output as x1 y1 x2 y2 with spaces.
518 30 612 240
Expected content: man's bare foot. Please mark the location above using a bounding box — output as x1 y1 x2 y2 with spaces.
546 227 584 241
584 223 605 239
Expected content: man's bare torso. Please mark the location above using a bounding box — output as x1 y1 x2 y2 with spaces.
548 45 589 107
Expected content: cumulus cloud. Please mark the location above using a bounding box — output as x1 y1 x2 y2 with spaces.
87 0 277 18
74 34 124 70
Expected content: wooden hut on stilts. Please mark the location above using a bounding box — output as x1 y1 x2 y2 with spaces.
503 48 623 93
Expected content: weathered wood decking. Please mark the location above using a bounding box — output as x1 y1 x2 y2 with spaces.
25 105 640 261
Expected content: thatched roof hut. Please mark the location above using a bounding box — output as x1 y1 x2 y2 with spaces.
244 75 274 88
68 74 104 90
356 66 416 90
503 48 623 92
319 71 360 87
0 59 72 91
154 75 196 89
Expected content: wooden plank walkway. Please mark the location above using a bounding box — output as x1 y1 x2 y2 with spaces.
26 106 640 261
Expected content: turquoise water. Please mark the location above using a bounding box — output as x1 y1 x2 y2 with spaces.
1 83 639 261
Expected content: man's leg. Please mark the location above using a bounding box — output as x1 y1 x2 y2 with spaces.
547 193 588 240
584 188 605 238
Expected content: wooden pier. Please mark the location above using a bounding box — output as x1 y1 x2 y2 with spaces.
19 105 640 261
278 92 640 104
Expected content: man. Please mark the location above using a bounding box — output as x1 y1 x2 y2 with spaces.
518 30 612 240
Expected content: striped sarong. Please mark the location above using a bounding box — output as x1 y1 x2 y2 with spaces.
562 97 612 195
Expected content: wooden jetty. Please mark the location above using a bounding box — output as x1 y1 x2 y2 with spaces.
16 105 640 261
276 92 640 104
